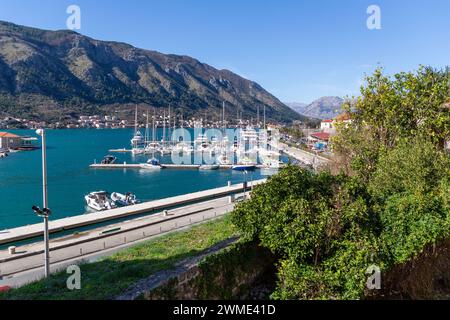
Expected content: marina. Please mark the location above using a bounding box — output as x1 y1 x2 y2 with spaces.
89 163 278 170
0 129 283 230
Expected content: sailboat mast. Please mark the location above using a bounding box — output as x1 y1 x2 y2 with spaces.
222 101 225 131
263 105 266 130
257 105 260 128
152 108 156 142
162 109 166 143
134 105 138 134
168 106 171 145
145 110 149 143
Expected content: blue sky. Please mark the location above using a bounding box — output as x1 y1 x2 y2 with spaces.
0 0 449 103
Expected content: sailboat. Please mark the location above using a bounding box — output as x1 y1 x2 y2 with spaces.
131 105 145 154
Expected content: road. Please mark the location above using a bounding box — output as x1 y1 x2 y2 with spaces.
0 195 240 288
279 142 330 166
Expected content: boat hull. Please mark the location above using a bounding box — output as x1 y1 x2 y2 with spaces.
232 165 256 171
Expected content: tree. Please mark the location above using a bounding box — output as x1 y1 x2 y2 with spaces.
333 66 450 181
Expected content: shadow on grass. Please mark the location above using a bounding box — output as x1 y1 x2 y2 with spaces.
1 248 206 300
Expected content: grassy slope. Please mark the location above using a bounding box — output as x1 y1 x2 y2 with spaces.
0 217 238 300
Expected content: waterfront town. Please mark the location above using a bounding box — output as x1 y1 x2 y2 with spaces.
0 1 449 307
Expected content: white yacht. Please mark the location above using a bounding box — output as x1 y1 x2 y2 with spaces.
194 134 210 152
199 164 220 170
144 142 161 154
217 152 232 165
111 192 140 206
85 191 117 211
173 142 193 154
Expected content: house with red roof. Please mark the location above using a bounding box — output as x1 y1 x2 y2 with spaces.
0 132 22 150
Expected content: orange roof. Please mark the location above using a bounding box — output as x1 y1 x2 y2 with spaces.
335 113 352 121
322 119 333 123
310 132 331 141
0 132 21 138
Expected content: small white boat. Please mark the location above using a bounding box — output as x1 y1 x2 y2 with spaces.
131 148 145 155
85 191 117 211
144 142 161 154
140 158 162 170
199 164 220 170
111 192 140 206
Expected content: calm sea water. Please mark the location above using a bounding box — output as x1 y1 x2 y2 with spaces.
0 129 276 229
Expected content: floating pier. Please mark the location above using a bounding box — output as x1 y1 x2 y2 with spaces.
89 162 281 170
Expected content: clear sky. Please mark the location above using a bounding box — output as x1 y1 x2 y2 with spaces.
0 0 449 103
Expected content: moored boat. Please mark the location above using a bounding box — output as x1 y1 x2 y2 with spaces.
199 164 220 170
231 164 256 171
84 191 117 211
101 155 117 164
140 158 162 170
111 192 140 206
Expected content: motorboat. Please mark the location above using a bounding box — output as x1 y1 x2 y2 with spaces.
232 164 256 171
217 153 232 165
131 131 145 149
101 155 117 164
172 142 194 154
199 164 220 170
141 158 162 170
131 147 145 155
195 134 210 152
111 192 140 206
144 142 161 154
85 191 117 211
232 158 256 171
0 148 9 158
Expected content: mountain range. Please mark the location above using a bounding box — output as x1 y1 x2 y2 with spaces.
286 96 344 120
0 21 303 123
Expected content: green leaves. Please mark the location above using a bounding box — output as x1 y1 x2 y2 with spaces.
231 66 450 300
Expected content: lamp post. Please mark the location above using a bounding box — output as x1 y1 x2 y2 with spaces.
243 170 248 199
34 128 50 278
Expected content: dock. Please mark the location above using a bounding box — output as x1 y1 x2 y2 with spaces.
0 179 266 245
89 163 281 170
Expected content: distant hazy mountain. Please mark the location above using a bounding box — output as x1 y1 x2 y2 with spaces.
285 102 308 114
0 20 302 123
288 97 344 120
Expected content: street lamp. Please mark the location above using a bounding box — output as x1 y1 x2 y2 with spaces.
243 170 248 199
35 128 50 278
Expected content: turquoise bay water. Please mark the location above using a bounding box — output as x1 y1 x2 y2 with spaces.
0 129 273 229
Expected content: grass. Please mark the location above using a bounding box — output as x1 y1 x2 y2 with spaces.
0 216 238 300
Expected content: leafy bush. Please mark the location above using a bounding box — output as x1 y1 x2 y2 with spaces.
232 66 450 300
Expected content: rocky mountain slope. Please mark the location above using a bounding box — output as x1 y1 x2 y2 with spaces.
0 21 302 123
287 96 344 119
